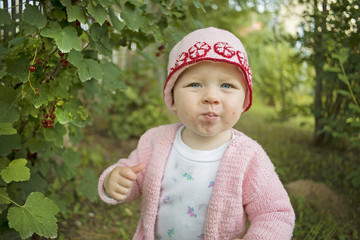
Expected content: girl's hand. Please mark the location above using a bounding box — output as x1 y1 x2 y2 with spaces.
103 163 146 201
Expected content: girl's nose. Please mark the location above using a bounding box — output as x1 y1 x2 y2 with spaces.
202 87 220 104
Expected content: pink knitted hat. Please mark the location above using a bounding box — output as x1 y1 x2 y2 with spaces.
164 27 253 112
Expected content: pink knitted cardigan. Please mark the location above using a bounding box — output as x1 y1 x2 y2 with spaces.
98 123 295 240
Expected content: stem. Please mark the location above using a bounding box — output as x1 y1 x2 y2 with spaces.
3 1 26 10
0 193 22 208
28 46 39 94
338 57 360 109
50 61 63 80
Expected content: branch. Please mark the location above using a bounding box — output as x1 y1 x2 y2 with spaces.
338 58 360 109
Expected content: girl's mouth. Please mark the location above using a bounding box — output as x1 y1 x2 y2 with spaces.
202 112 219 121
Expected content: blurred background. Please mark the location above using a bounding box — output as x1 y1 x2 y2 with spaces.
0 0 359 239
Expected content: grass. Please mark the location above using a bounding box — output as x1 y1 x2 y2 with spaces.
62 100 359 240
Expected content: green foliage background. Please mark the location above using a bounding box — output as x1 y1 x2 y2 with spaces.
0 0 203 238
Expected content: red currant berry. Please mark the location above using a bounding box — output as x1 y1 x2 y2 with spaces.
29 65 36 72
51 114 56 119
41 119 47 124
36 59 41 64
50 119 54 123
105 20 111 27
44 114 49 118
158 45 165 51
47 123 53 128
60 58 65 63
58 51 64 57
62 59 69 68
36 88 39 92
75 20 81 27
45 78 50 83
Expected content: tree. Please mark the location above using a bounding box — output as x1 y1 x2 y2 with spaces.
296 0 360 148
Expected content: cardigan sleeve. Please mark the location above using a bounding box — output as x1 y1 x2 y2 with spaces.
242 146 295 240
97 127 155 205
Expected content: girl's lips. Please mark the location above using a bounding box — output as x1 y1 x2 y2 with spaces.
201 112 219 121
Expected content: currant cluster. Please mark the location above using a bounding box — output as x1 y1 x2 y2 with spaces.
29 59 41 72
41 102 57 128
59 51 69 68
156 45 165 57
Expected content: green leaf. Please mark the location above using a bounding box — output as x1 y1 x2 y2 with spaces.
67 49 83 66
0 187 11 204
5 54 29 82
0 159 30 183
27 82 55 108
338 73 349 85
20 172 48 196
61 148 80 180
89 23 113 56
0 123 17 136
192 0 206 12
41 22 81 53
7 192 60 239
67 5 86 24
62 149 78 169
121 2 147 31
76 168 98 202
102 62 126 91
338 47 350 63
83 59 102 81
0 158 10 171
0 134 21 157
60 0 71 7
26 135 45 153
336 89 351 98
109 9 124 32
0 85 20 123
51 8 67 21
8 36 25 47
23 4 47 29
56 100 92 127
0 69 6 79
43 124 67 147
68 50 102 81
349 103 360 113
159 5 172 16
0 9 12 25
324 65 341 73
89 23 106 41
88 2 108 25
94 0 114 8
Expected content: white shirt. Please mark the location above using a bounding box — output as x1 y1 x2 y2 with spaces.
155 126 234 240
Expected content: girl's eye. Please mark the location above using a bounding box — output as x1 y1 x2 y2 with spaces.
188 83 201 88
221 83 232 89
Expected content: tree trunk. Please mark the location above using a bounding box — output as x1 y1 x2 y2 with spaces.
312 0 329 146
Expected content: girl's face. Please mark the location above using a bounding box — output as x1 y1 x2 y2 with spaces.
171 61 247 142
